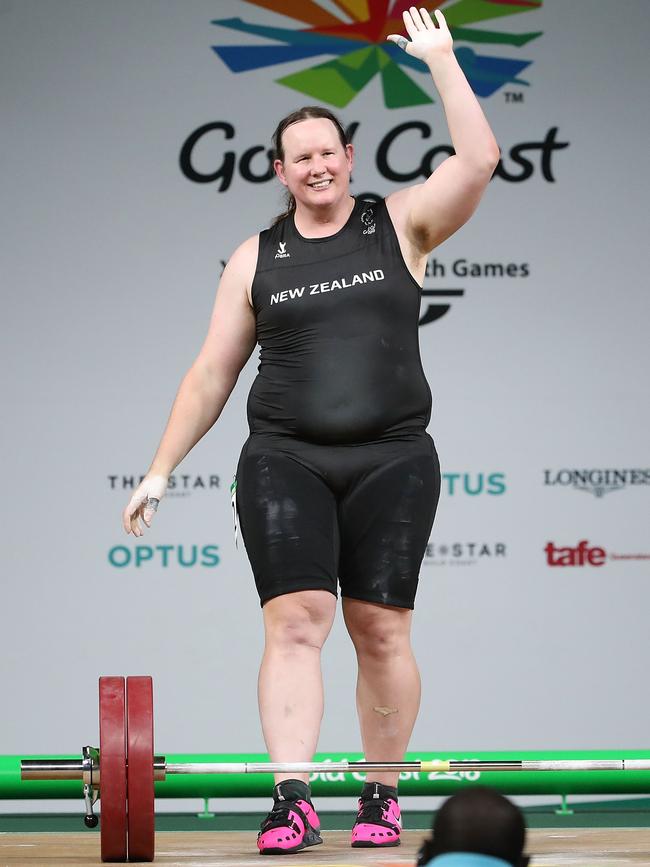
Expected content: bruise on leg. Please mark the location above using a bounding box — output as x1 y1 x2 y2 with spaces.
373 706 398 716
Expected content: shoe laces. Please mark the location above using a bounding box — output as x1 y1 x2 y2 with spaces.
261 802 303 833
357 797 391 824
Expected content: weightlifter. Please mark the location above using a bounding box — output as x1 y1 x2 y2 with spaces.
123 7 498 853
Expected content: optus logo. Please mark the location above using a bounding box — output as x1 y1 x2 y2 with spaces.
442 472 506 496
211 1 543 108
108 545 220 568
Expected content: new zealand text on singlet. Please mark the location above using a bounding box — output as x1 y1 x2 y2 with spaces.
270 269 385 305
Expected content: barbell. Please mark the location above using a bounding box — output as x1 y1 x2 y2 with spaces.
19 675 650 863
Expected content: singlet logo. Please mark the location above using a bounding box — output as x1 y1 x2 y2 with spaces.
360 206 376 236
275 241 291 259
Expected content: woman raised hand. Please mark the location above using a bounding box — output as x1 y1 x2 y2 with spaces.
387 6 453 62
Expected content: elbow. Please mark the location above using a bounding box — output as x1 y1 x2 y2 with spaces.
474 153 500 186
470 138 501 177
481 141 501 177
487 142 501 173
459 144 500 182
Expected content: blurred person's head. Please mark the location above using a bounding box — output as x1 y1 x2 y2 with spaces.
417 787 529 867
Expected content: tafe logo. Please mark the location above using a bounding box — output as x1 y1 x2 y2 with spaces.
545 540 606 567
210 1 543 108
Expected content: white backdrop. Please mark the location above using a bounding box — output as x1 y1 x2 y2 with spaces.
2 0 649 809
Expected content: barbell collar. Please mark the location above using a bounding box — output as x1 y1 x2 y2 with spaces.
21 756 167 782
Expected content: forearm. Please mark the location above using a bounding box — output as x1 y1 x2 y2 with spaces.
147 362 237 477
427 52 499 169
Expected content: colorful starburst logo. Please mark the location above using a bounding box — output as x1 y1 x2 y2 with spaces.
211 1 543 109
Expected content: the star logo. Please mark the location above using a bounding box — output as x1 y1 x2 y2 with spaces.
211 1 544 109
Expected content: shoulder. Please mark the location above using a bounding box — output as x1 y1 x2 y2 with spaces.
227 233 260 274
222 234 260 307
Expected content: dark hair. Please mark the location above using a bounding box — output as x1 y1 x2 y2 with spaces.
270 106 349 226
417 787 529 867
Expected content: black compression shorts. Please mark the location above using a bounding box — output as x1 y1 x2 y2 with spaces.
235 430 440 608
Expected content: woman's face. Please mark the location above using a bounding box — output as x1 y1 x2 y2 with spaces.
274 117 354 209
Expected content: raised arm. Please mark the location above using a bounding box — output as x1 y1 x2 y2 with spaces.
386 7 500 257
122 235 258 535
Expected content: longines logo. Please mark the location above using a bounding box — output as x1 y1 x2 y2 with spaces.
107 474 220 497
544 468 649 498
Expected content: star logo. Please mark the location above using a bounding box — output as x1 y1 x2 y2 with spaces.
211 1 544 109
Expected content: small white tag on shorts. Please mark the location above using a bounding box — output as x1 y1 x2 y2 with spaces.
230 476 239 549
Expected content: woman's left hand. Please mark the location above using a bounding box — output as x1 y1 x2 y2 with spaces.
387 6 453 64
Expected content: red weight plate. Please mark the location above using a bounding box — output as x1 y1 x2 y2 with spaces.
126 676 155 862
99 676 128 862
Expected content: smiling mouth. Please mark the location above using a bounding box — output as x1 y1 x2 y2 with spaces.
309 179 333 190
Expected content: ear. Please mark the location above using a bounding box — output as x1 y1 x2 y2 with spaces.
274 159 288 187
345 143 354 174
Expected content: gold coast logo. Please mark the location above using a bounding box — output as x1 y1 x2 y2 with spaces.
211 0 544 108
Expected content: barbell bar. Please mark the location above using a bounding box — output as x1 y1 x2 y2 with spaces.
21 756 650 780
17 675 650 864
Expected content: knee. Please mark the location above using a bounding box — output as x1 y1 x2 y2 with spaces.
266 617 324 652
347 612 412 662
353 629 403 662
264 595 334 652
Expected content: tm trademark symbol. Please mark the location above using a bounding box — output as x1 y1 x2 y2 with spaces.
505 92 524 104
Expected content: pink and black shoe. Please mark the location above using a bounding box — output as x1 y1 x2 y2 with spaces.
257 779 322 855
351 782 401 848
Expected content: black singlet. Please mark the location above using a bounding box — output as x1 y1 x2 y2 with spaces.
247 197 431 445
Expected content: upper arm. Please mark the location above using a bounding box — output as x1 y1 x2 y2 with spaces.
387 154 497 257
194 234 258 381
